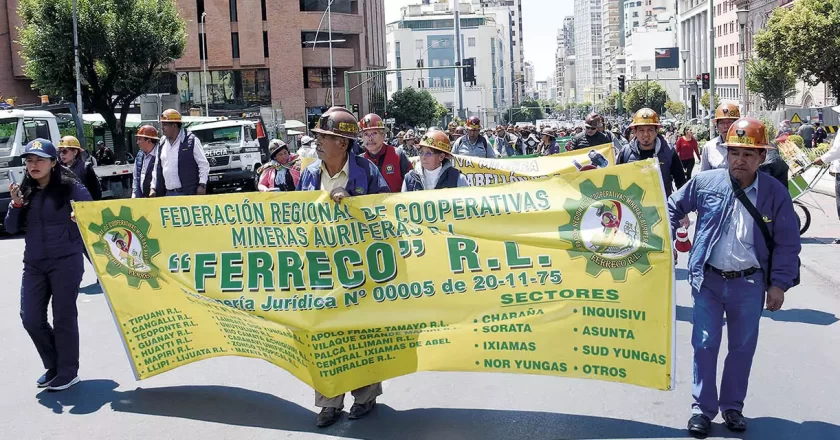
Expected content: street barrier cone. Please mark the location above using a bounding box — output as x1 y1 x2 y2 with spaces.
675 227 692 253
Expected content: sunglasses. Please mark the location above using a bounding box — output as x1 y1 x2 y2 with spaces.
57 148 74 154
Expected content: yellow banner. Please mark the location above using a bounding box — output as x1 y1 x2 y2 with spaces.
437 144 614 187
74 160 674 396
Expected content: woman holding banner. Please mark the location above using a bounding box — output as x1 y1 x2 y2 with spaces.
257 140 297 192
402 130 469 191
5 139 92 392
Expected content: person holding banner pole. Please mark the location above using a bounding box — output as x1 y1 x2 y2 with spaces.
296 107 389 427
5 139 92 392
402 130 469 191
668 118 800 437
538 128 560 156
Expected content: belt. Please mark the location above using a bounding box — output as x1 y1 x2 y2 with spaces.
705 264 759 280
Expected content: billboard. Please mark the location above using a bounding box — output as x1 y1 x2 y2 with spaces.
655 47 680 70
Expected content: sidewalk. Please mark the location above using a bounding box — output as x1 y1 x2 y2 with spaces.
796 191 840 289
809 167 836 197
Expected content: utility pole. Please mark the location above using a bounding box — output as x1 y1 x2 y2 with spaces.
454 3 465 119
708 0 716 134
72 0 83 121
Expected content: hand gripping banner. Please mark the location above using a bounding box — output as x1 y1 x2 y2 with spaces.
74 160 675 397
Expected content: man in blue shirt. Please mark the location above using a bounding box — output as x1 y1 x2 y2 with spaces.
668 117 801 438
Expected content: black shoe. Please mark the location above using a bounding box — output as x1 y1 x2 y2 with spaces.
316 407 343 428
722 409 747 432
687 414 712 438
348 399 376 420
833 238 840 244
36 369 58 388
46 375 80 392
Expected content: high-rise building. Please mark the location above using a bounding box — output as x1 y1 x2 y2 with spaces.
625 10 679 110
472 0 524 105
562 16 577 104
574 0 604 104
524 61 535 98
678 0 710 117
603 0 626 99
0 0 387 122
556 29 565 104
711 0 741 104
386 1 511 123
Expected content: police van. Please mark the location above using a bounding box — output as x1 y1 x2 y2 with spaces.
187 119 265 193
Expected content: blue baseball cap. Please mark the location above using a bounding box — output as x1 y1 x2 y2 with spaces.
21 138 57 159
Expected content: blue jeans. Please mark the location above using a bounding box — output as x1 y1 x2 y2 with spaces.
166 189 187 197
691 268 766 419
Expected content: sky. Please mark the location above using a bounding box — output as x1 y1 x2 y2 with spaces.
383 0 575 81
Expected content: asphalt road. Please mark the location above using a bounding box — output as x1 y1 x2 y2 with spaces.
1 193 839 440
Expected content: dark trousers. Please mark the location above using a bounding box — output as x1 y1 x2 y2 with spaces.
681 158 696 179
20 254 84 377
835 173 839 219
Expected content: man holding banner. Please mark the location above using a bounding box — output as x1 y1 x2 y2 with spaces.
668 118 800 437
296 107 389 427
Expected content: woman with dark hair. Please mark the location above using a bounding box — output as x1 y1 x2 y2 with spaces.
58 136 102 200
257 139 296 192
5 139 92 392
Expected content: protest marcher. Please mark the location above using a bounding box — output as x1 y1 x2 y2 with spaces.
675 127 701 179
700 103 740 171
813 122 828 147
668 117 800 438
493 125 519 157
258 140 296 192
538 128 560 156
812 116 840 244
452 116 495 158
521 125 540 155
566 113 611 152
296 107 389 427
359 113 411 193
402 129 469 191
398 129 420 158
5 139 92 392
57 136 101 200
93 140 114 165
618 108 686 197
452 126 466 144
297 135 318 159
132 125 164 198
150 109 210 197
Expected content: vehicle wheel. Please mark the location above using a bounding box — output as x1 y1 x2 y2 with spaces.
793 201 811 235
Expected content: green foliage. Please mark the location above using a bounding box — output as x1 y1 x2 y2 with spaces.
700 91 719 110
18 0 186 159
788 134 805 149
387 88 442 127
664 101 686 118
624 81 669 115
506 99 545 124
754 0 840 99
688 124 710 143
603 92 621 115
758 116 778 140
433 101 450 122
745 58 797 110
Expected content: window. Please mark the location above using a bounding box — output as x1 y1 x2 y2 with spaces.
300 0 351 14
303 68 336 88
730 43 735 55
433 78 441 87
468 37 476 47
443 77 452 87
260 0 267 20
432 59 440 67
231 33 240 58
229 0 237 22
263 31 269 58
633 11 639 17
724 46 728 56
641 66 651 72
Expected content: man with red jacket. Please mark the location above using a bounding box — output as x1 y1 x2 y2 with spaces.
359 113 411 193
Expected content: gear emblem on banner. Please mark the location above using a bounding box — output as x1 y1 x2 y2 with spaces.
558 174 664 281
87 206 163 289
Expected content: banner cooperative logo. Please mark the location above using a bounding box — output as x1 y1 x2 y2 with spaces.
88 206 163 289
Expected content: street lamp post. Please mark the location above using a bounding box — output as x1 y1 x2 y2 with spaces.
737 9 749 115
201 12 209 116
681 49 689 121
72 0 83 121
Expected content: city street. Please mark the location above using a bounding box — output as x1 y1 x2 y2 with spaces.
1 193 838 440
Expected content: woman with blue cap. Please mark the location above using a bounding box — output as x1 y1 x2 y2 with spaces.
5 138 92 392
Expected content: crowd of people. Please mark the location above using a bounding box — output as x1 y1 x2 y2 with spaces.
11 101 840 438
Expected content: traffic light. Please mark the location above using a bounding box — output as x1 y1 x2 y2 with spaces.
351 104 359 115
463 58 476 85
701 73 710 90
618 75 625 93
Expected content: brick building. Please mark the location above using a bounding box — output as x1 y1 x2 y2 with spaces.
1 0 387 123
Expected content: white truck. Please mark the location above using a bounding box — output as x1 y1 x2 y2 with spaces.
0 108 134 226
187 119 265 193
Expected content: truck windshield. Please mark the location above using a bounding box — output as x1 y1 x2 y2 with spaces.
0 118 18 158
191 126 241 145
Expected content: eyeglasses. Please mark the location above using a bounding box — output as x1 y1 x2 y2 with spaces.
420 151 441 158
585 126 597 131
57 148 73 155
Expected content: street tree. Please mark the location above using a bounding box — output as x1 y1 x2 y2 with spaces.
604 92 621 115
624 81 669 115
664 101 686 118
18 0 186 159
754 0 840 100
387 88 440 127
745 58 798 110
433 101 450 124
700 91 719 110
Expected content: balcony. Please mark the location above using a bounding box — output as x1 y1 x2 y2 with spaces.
302 47 356 68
